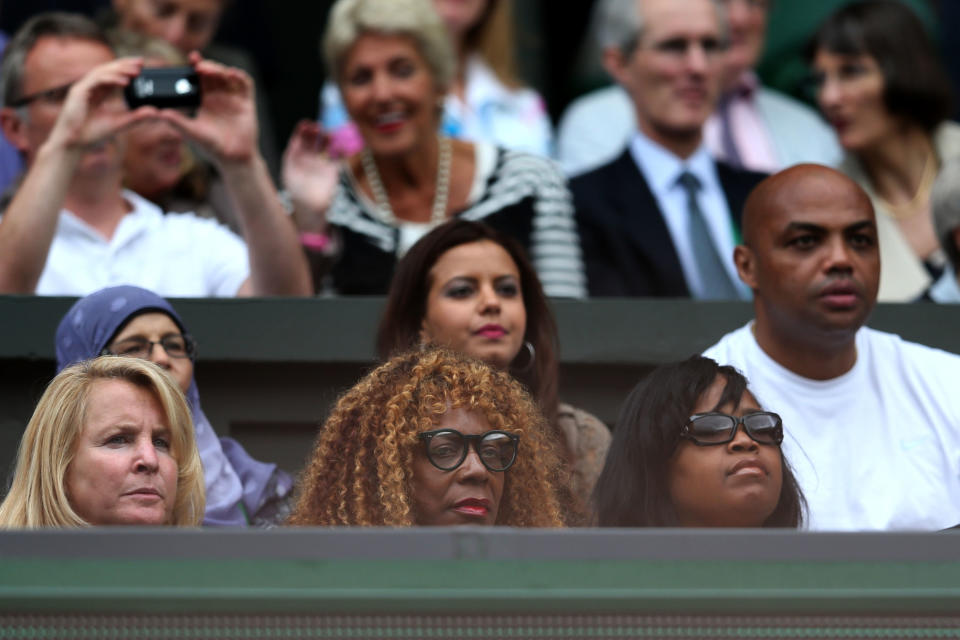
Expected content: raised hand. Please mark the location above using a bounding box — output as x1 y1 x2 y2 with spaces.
157 52 258 164
281 119 341 231
47 57 157 153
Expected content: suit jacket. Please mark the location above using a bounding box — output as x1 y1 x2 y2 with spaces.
572 149 767 297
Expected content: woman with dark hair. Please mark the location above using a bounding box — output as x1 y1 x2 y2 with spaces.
289 348 565 527
594 356 804 528
377 219 609 516
809 0 956 301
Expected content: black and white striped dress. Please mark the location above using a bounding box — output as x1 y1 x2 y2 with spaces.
325 143 587 297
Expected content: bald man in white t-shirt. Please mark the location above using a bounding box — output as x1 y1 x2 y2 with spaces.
704 164 960 531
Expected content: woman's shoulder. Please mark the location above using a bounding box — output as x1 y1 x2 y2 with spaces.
556 402 612 459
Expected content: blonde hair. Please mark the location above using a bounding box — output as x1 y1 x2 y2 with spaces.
108 28 187 64
289 348 566 527
468 0 520 89
322 0 455 93
0 357 205 528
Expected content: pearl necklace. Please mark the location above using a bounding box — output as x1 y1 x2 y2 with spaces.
360 135 451 227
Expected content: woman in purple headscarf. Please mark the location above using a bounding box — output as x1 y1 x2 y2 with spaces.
55 286 292 526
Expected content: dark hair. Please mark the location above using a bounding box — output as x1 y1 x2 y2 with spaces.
593 356 805 528
377 219 560 430
1 12 112 107
809 0 953 132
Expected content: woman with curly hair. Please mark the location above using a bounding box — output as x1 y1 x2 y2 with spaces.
289 348 565 527
376 219 609 519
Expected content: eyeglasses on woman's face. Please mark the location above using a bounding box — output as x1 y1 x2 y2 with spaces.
101 334 196 360
417 428 519 472
680 411 783 446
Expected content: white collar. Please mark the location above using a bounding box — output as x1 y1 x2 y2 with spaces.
629 129 716 192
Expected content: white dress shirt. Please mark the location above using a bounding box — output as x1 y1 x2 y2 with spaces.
628 132 749 299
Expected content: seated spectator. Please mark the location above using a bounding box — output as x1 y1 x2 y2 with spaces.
0 357 205 528
0 13 309 297
377 220 610 516
56 286 293 526
282 0 584 297
809 1 957 301
108 29 241 233
288 348 566 527
704 163 960 530
321 0 552 157
106 0 280 176
571 0 766 298
0 28 23 196
594 356 804 527
928 160 960 303
557 0 839 177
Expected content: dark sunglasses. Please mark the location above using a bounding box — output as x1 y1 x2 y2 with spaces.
418 429 519 472
101 334 197 360
680 411 783 446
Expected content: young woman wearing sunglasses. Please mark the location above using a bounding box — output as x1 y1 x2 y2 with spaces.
594 356 806 528
289 348 566 527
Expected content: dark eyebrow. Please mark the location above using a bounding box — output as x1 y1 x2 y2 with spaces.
783 222 827 234
844 220 876 234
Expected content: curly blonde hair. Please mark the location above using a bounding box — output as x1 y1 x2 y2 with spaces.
289 348 566 527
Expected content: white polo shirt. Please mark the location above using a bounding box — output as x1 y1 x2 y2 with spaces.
30 190 249 297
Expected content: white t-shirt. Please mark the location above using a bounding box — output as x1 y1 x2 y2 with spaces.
704 323 960 531
34 190 249 297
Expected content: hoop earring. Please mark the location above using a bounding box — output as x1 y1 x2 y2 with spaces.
512 341 536 374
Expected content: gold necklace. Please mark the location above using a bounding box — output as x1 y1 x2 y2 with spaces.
876 148 938 220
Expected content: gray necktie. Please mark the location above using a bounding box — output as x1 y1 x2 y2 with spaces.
676 171 738 300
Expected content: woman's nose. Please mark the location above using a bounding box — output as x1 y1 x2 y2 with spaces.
728 423 759 452
134 439 160 473
456 448 489 481
147 341 172 369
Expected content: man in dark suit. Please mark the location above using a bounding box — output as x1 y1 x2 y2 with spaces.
572 0 767 298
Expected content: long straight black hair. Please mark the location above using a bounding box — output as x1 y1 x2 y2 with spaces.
593 356 805 528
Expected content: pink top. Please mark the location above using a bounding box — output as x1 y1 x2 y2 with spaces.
703 72 780 173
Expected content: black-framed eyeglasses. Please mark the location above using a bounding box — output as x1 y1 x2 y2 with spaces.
101 334 197 360
418 429 519 472
680 412 783 446
10 81 75 108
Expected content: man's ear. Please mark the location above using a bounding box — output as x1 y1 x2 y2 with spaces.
0 107 29 153
602 45 631 87
733 244 758 290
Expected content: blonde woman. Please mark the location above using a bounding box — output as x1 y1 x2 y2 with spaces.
0 357 204 528
282 0 583 297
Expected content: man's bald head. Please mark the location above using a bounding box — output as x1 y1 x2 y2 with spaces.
741 164 875 248
733 163 880 350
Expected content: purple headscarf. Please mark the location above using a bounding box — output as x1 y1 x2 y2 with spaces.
56 286 291 526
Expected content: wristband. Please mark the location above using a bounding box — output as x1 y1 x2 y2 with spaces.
300 231 331 252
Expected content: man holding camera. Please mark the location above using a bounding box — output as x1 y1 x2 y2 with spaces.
0 12 309 296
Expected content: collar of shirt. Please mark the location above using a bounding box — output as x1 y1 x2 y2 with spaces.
58 190 161 248
629 129 748 299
